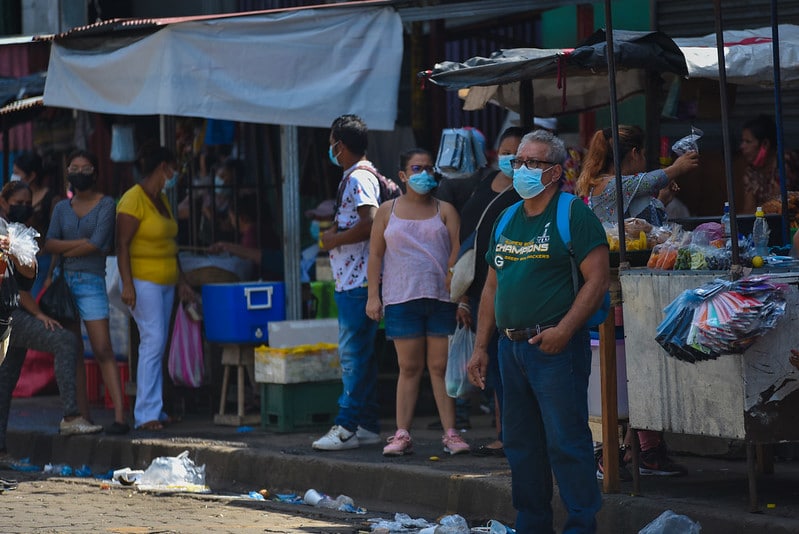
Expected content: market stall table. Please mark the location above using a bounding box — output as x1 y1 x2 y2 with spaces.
620 268 799 510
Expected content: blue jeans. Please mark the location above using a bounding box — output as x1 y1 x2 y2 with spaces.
499 329 601 534
333 286 379 434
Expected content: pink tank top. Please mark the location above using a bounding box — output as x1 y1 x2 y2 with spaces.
382 200 451 306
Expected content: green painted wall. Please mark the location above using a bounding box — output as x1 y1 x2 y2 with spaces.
540 1 651 131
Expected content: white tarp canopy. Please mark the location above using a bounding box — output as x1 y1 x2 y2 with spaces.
676 24 799 87
43 6 403 130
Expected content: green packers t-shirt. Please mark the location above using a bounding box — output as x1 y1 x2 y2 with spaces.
485 191 608 329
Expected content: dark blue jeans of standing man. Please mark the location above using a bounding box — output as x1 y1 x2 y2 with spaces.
499 328 601 534
333 286 380 434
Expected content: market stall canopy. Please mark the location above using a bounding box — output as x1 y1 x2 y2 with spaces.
423 29 687 116
675 24 799 87
0 72 45 108
42 6 402 130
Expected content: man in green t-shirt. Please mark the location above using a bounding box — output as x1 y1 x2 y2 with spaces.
468 130 609 533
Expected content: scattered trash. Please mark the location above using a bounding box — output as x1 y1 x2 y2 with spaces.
112 467 144 485
99 482 111 490
258 488 269 498
237 426 253 433
369 513 435 532
487 520 515 534
135 450 209 493
95 469 114 480
248 490 266 500
639 510 701 534
303 488 366 514
74 465 93 477
767 503 777 509
274 493 304 504
429 456 440 461
9 458 40 472
435 515 470 534
43 463 73 476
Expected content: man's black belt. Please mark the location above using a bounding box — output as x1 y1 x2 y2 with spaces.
502 324 557 342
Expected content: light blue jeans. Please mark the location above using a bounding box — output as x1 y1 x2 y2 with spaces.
499 329 601 534
128 279 174 428
333 286 379 434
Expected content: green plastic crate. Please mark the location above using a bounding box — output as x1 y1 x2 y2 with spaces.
260 380 340 432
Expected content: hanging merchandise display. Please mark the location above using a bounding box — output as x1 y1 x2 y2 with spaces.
656 276 787 362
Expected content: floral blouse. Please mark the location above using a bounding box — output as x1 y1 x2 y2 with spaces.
587 169 669 225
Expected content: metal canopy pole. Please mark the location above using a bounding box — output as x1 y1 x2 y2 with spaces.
519 79 534 129
713 0 742 277
281 125 302 321
600 0 621 495
604 4 626 268
771 2 789 246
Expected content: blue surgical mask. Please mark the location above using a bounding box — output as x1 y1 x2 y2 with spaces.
498 155 514 178
513 166 552 199
328 143 341 167
407 171 438 194
214 175 225 191
164 171 178 190
309 220 321 241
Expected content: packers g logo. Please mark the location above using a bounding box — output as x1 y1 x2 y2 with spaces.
494 255 504 268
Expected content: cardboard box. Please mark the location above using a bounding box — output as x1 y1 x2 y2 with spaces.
267 318 338 348
255 343 340 384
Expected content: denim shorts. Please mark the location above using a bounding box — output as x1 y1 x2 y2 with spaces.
384 298 456 340
62 270 109 321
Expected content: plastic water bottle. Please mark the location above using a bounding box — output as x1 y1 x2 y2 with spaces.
720 202 731 239
752 206 770 258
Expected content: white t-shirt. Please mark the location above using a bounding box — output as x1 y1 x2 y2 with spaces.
329 161 381 292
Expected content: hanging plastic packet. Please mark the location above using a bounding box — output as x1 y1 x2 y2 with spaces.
671 126 704 156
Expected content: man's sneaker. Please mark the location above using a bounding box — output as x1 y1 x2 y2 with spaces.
639 442 687 476
312 425 359 451
356 426 381 445
59 417 102 436
442 429 471 455
595 448 632 481
383 429 413 456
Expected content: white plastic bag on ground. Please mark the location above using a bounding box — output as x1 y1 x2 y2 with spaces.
136 450 209 493
639 510 701 534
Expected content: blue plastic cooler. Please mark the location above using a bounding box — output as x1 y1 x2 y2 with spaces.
202 282 286 343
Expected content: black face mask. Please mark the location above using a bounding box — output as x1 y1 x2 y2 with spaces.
67 172 94 192
7 205 33 224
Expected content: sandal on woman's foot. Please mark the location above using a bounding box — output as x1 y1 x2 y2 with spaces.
136 421 163 431
105 422 131 435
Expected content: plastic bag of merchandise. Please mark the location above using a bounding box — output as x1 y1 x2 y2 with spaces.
671 126 704 156
136 450 209 493
638 510 701 534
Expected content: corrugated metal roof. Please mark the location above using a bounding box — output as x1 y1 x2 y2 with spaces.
48 0 392 41
0 95 43 116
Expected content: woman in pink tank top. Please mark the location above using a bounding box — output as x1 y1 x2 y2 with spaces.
366 149 471 457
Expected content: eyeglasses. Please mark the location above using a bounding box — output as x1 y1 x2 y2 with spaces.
510 159 555 170
67 165 94 174
408 165 435 173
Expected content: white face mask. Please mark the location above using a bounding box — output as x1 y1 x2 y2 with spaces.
10 173 22 182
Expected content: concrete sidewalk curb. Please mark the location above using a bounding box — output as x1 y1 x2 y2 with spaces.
9 428 799 533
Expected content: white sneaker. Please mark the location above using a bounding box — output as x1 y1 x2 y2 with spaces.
59 417 102 436
356 426 381 445
312 425 359 450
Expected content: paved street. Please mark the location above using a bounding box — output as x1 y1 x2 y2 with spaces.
0 473 372 534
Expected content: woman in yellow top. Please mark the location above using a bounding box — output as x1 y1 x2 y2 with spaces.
116 141 195 430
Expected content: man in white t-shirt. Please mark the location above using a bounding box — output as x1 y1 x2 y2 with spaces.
312 115 383 451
